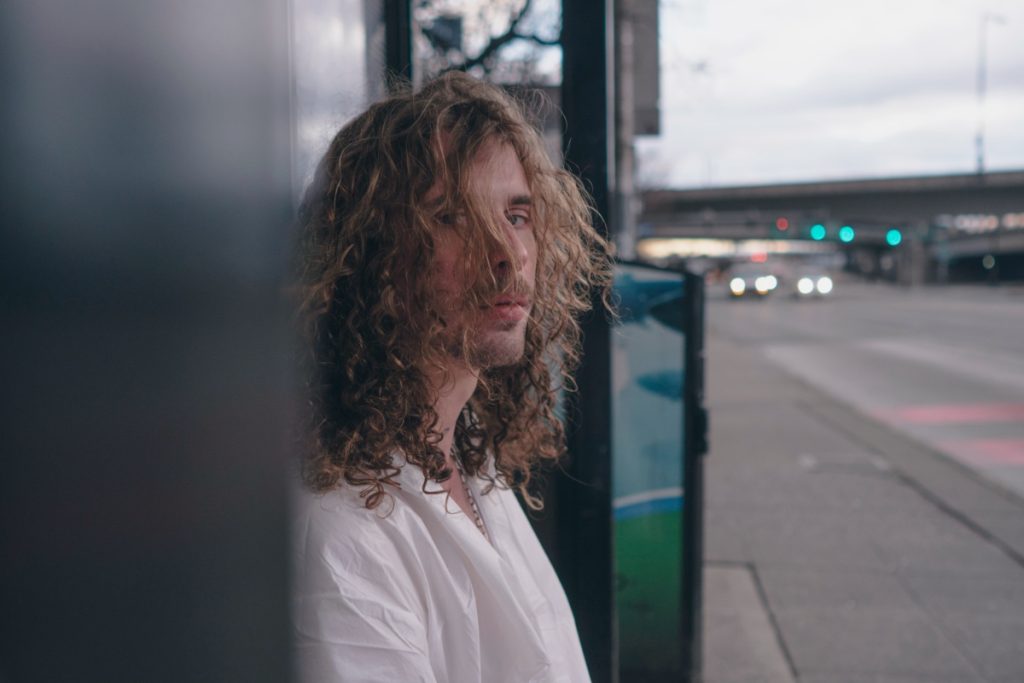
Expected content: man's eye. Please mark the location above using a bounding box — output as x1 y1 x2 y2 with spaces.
436 213 462 227
507 213 530 227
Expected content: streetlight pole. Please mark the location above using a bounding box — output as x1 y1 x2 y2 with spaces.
975 12 1006 174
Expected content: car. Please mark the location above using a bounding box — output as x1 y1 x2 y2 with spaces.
792 272 834 299
727 268 779 298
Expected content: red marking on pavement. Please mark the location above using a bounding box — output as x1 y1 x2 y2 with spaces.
881 403 1024 425
941 438 1024 466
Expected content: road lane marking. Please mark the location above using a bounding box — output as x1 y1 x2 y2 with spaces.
940 438 1024 465
860 338 1024 395
876 403 1024 425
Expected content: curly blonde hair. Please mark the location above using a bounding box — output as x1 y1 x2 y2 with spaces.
294 72 612 509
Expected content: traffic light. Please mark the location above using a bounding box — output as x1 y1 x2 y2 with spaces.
772 216 791 239
838 225 855 243
810 223 826 240
886 228 902 246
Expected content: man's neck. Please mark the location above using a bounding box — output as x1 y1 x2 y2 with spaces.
427 362 486 526
428 362 478 472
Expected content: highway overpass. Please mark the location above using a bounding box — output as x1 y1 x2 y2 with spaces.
638 170 1024 283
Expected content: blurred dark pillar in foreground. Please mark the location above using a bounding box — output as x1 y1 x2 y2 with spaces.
0 2 294 682
560 1 616 681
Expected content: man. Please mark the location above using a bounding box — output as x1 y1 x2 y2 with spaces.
292 72 612 682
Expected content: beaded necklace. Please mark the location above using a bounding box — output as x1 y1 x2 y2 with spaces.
452 450 491 543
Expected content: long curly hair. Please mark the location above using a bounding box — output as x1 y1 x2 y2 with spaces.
294 72 612 509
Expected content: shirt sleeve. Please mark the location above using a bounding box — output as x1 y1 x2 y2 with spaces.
292 496 439 683
294 587 437 683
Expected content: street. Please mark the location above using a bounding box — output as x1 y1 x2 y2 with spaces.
709 281 1024 499
701 280 1024 682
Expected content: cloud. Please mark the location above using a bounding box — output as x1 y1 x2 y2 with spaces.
649 0 1024 186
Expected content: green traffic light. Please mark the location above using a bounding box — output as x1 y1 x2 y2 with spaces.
810 224 826 240
839 225 855 243
886 228 902 246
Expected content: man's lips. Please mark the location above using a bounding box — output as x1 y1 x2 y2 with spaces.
491 295 530 308
483 295 530 322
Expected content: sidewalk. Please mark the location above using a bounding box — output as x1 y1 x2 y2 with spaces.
701 334 1024 683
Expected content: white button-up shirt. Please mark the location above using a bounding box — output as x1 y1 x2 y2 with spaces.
292 459 591 683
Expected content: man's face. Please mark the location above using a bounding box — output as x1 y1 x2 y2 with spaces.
430 140 537 369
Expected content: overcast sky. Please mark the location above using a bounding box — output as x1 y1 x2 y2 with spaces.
636 0 1024 188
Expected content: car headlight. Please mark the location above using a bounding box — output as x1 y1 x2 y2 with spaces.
797 277 815 295
765 275 778 290
816 276 833 294
754 276 770 294
729 277 746 295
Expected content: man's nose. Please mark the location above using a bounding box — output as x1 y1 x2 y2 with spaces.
491 221 530 274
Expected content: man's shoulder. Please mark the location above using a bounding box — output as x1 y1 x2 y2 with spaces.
292 483 424 591
291 462 447 560
294 481 407 547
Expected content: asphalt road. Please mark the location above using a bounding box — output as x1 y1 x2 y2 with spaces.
701 279 1024 682
708 279 1024 501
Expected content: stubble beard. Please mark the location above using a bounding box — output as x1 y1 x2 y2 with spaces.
446 317 527 370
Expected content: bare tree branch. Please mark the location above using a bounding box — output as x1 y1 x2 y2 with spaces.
515 32 560 47
418 0 561 79
451 0 532 70
439 0 560 73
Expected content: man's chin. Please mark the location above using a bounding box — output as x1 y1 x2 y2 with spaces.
474 342 525 369
450 328 526 370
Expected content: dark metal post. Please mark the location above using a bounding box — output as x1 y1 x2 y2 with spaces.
683 271 709 681
560 0 616 681
385 0 413 85
563 0 615 224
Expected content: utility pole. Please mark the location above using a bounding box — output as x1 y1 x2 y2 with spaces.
975 12 1006 174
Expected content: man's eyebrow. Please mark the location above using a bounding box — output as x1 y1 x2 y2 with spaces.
508 194 532 207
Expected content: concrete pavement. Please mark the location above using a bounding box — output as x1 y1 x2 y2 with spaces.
700 331 1024 682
